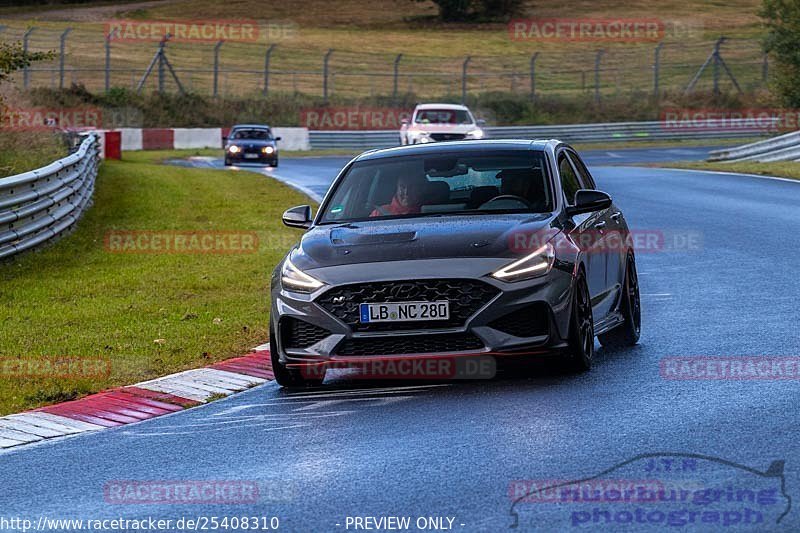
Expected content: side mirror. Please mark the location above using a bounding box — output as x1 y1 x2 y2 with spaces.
222 136 228 142
274 136 282 141
476 118 486 126
401 118 409 125
282 205 312 229
566 189 612 216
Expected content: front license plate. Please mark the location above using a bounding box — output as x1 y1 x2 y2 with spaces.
244 153 260 159
360 301 449 323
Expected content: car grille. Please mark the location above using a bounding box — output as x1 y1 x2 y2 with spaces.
488 303 550 338
316 279 499 332
431 133 466 141
280 317 331 349
335 332 485 356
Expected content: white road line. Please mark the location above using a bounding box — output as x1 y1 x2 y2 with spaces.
655 166 800 185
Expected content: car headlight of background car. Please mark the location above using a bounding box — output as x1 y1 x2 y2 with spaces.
415 132 432 143
228 145 240 154
491 243 555 282
262 146 275 155
281 257 325 292
465 129 485 139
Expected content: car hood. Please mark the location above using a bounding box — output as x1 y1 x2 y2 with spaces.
291 214 558 271
226 139 276 147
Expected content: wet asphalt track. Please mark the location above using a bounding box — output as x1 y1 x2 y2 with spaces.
2 144 800 532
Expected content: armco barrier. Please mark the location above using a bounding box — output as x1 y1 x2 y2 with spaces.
309 121 768 150
0 134 100 260
709 130 800 162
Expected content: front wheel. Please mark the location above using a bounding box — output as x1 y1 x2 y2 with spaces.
224 158 232 166
565 271 594 372
598 253 641 348
269 319 325 388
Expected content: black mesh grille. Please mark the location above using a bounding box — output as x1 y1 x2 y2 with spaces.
335 332 484 356
316 279 499 332
281 317 331 349
488 303 550 338
431 133 466 141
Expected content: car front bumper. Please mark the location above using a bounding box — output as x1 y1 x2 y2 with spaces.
269 257 575 368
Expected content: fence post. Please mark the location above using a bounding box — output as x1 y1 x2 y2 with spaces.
653 42 663 99
393 53 403 100
263 44 276 96
594 50 605 104
529 52 539 101
712 38 721 95
213 40 224 97
461 55 471 104
23 27 36 90
323 48 333 103
105 30 114 92
59 28 72 90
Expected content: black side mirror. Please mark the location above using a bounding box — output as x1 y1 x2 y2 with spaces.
282 205 312 229
566 189 612 216
274 136 282 141
222 136 228 142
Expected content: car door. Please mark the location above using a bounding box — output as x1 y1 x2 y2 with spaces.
557 150 607 318
566 150 618 319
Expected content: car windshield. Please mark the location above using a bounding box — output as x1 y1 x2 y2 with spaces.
414 109 472 124
231 128 272 140
319 151 553 223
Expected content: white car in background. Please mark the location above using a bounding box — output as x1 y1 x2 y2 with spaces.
400 103 486 145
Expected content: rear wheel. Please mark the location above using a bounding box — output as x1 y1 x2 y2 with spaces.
598 253 641 348
565 271 594 372
269 319 325 388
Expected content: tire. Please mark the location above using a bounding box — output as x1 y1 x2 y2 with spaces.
565 271 594 372
269 319 324 388
224 158 231 166
271 158 279 168
598 253 641 349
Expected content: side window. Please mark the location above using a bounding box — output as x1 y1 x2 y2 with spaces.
558 153 581 205
567 152 595 189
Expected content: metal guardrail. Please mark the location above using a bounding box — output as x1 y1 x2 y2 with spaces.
709 130 800 162
0 134 100 260
309 121 770 150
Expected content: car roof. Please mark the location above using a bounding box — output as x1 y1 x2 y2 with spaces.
414 103 470 111
230 124 271 129
354 139 562 161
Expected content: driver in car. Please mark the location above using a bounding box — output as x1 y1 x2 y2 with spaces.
370 174 425 217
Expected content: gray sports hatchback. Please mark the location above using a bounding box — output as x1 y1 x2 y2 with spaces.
270 140 641 387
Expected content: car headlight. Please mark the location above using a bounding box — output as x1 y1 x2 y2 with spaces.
262 146 275 154
281 257 325 292
417 133 432 143
466 129 484 139
491 243 555 282
228 145 240 153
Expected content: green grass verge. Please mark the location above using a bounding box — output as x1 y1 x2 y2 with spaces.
123 148 360 165
0 154 312 415
655 160 800 180
0 131 66 178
